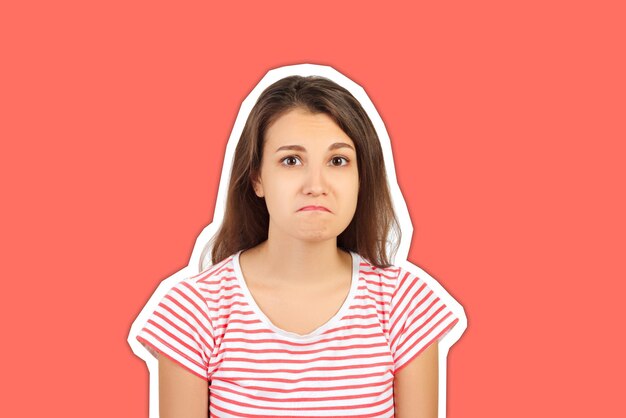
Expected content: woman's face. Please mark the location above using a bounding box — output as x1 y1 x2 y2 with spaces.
253 107 359 244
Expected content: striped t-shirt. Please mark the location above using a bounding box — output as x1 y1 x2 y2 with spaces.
136 250 460 417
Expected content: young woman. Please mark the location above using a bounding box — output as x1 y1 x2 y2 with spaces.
136 74 461 417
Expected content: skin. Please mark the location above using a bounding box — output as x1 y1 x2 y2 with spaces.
250 107 360 287
394 341 439 418
158 107 439 417
158 355 208 418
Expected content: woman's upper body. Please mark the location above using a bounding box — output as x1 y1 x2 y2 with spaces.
135 75 463 417
137 245 459 417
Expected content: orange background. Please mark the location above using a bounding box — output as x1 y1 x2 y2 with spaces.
2 1 624 416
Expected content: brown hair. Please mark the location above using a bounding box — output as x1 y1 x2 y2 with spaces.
206 75 401 268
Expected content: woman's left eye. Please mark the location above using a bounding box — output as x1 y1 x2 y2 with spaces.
330 156 349 167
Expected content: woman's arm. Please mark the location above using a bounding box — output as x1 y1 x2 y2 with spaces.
158 354 209 418
393 341 439 418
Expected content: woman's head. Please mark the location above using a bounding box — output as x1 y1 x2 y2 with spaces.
208 75 400 267
253 107 360 249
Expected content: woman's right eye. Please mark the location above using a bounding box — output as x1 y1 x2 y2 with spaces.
280 156 301 166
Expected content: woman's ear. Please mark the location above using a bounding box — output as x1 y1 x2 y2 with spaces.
252 173 264 198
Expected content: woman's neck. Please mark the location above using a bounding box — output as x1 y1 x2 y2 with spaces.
247 239 351 287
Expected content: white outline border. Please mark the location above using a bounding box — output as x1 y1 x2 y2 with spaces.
128 63 467 417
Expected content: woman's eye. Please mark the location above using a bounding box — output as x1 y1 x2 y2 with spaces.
280 156 301 166
280 155 349 167
330 156 349 167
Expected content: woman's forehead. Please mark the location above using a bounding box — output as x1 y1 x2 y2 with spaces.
264 108 354 150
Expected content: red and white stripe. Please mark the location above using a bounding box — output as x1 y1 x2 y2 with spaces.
137 252 459 417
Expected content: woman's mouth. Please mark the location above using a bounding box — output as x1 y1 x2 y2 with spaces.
298 205 331 212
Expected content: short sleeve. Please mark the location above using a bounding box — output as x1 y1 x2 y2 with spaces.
389 268 460 374
136 278 214 381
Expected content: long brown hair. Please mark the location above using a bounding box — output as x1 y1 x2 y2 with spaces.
207 75 401 268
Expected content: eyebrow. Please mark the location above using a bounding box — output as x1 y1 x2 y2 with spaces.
275 142 355 153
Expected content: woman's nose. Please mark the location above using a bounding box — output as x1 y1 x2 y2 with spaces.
302 165 328 196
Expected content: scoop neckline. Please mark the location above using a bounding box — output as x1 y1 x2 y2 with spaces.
232 249 361 341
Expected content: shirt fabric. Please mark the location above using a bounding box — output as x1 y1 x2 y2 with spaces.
136 250 460 417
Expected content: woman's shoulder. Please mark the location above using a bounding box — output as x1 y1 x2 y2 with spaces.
357 255 444 299
355 255 405 315
189 253 238 287
358 253 402 276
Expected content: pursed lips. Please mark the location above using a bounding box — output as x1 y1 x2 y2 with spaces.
298 205 331 212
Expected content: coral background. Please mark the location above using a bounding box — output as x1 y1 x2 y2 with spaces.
2 1 624 416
